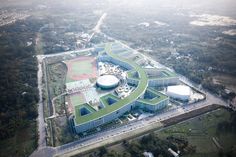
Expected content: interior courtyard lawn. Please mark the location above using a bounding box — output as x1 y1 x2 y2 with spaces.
70 93 85 107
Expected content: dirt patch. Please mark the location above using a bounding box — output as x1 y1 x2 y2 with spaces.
212 73 236 93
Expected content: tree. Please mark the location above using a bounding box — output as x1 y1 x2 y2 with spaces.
99 146 108 156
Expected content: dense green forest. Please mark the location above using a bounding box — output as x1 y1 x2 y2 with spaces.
0 18 43 140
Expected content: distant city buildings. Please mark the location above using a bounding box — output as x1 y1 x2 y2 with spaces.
0 10 30 27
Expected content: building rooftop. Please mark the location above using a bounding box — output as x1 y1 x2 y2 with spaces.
96 75 119 88
74 42 148 125
137 88 168 105
73 42 177 126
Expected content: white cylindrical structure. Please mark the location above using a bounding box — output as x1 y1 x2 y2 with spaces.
166 85 191 101
97 75 119 89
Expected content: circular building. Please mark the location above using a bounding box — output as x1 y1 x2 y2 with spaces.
97 75 119 89
166 85 191 101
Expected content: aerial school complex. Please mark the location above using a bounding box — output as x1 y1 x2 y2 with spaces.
65 42 179 133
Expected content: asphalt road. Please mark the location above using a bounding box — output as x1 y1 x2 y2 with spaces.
36 56 47 148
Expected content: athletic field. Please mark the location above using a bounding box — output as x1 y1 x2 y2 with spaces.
64 57 97 83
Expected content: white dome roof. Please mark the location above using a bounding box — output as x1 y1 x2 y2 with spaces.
166 85 191 101
97 75 119 89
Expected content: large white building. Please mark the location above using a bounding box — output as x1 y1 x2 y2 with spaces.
69 42 180 133
166 85 191 101
96 75 120 89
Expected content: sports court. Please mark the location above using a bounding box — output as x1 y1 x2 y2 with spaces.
64 56 97 83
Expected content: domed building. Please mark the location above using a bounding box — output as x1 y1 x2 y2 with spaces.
166 85 191 101
96 75 119 89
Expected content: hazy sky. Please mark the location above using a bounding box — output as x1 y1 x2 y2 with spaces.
1 0 236 17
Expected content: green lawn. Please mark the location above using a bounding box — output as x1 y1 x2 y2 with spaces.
137 87 168 105
156 108 236 156
70 61 93 75
70 94 85 107
66 75 75 83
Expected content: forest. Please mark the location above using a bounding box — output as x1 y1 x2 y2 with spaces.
0 18 43 141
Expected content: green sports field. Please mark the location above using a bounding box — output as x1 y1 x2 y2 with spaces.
70 61 93 75
70 93 85 107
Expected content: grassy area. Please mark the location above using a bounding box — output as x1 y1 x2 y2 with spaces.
48 63 67 97
86 108 236 157
75 103 96 117
47 62 67 113
156 108 235 156
0 121 38 157
100 94 121 107
137 87 168 105
46 62 71 146
70 61 93 75
70 94 86 107
51 116 75 146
